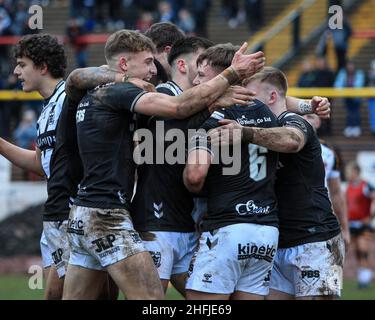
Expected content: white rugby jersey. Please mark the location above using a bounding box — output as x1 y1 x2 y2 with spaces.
36 80 66 178
321 143 340 187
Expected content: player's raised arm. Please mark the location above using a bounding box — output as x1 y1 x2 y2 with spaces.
134 45 265 118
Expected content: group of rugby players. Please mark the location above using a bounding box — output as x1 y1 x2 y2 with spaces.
0 21 348 300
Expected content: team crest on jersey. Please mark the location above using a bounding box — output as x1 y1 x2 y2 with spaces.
47 103 56 126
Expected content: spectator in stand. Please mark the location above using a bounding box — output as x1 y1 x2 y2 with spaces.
9 0 29 36
317 17 352 72
13 109 38 150
335 60 365 138
136 11 154 33
158 1 174 23
177 8 195 35
297 58 315 88
312 57 335 87
135 0 158 13
191 0 210 37
345 161 375 289
66 16 89 68
244 0 263 33
368 60 375 135
95 0 124 31
311 57 336 136
0 4 11 36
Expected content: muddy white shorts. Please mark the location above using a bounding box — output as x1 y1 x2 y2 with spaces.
270 233 344 297
186 223 279 296
144 231 199 280
67 205 146 271
40 230 52 268
43 220 70 278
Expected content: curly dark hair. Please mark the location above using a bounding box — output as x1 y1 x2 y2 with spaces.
14 34 67 78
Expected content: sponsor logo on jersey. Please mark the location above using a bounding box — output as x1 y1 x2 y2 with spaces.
153 202 164 219
149 251 161 268
237 244 276 262
235 200 271 215
76 109 86 124
117 191 127 205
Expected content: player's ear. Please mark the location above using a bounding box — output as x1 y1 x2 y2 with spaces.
164 46 172 54
177 59 187 74
119 56 128 73
269 91 277 105
39 62 49 75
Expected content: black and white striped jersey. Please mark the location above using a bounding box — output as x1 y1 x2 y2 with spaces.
36 80 65 178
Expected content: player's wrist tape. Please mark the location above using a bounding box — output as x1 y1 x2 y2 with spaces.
298 100 313 114
221 66 240 85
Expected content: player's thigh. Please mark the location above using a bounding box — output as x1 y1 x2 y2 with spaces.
170 272 188 297
63 264 107 300
107 251 164 300
45 265 64 300
266 288 294 300
186 289 230 300
357 234 370 252
231 290 264 300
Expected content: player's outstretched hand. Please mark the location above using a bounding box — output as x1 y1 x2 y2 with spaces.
231 43 265 80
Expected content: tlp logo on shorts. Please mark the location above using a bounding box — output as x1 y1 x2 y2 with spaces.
237 244 276 262
92 234 120 258
149 251 161 268
52 248 63 265
301 267 321 286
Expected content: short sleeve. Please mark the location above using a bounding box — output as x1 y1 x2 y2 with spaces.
94 82 146 113
279 113 313 142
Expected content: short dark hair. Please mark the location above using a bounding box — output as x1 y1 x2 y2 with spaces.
14 34 66 78
144 22 185 52
243 67 288 97
168 36 214 66
104 29 155 62
196 43 239 73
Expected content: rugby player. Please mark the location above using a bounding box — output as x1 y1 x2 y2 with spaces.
62 29 266 300
144 22 185 78
304 114 350 250
210 67 344 300
0 34 69 299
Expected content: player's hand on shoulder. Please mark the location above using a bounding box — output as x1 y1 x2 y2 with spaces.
209 119 243 147
127 78 156 92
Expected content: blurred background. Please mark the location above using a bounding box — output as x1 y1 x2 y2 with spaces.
0 0 375 299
